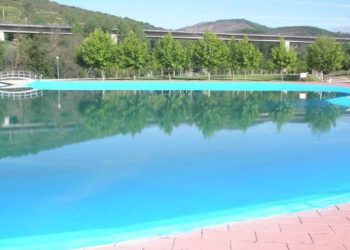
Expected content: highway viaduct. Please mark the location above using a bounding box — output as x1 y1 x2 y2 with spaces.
1 23 350 48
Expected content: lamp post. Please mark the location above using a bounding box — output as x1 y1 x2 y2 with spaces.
56 56 61 109
56 56 60 80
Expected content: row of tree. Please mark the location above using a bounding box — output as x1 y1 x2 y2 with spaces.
77 29 350 79
0 30 348 79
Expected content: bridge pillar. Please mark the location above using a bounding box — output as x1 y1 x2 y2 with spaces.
285 40 291 50
0 31 5 41
111 34 118 44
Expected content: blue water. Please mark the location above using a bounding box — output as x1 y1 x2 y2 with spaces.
1 87 350 249
30 80 350 94
328 96 350 107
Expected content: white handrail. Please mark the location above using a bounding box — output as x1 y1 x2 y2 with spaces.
0 71 42 80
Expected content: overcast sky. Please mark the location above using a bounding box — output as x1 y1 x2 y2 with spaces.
55 0 350 32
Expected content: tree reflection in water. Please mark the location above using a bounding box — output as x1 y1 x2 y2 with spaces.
0 90 346 158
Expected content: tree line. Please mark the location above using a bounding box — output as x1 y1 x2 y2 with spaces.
0 30 349 79
77 29 350 80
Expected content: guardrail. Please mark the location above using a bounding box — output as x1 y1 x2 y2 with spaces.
0 71 42 80
0 89 43 100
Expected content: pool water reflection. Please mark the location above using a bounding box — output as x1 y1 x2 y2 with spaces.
0 91 349 249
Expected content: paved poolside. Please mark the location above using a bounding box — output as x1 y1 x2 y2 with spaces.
84 203 350 250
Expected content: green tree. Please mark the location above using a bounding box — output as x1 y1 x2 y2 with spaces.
342 44 350 70
271 39 297 80
228 37 263 72
119 32 149 76
343 54 350 71
182 41 195 73
28 36 54 77
193 32 228 79
76 29 116 79
307 37 344 78
14 35 53 77
154 33 185 77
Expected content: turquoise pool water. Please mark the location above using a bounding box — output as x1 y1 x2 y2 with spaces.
1 87 350 249
30 80 350 94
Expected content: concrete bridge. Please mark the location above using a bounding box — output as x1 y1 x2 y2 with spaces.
144 30 350 46
0 23 350 47
0 23 72 40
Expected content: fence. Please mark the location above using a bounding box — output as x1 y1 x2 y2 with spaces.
0 71 42 80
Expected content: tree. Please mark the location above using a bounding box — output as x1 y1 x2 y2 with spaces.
343 54 350 71
154 33 185 77
271 39 297 80
182 41 195 74
27 36 54 77
119 32 149 76
342 44 350 70
10 35 54 77
193 32 228 79
76 29 116 80
307 37 344 78
228 37 262 72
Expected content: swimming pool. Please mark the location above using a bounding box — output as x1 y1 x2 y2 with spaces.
1 86 350 249
30 80 350 94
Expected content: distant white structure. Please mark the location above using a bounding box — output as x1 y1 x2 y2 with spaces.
299 93 307 100
300 72 308 81
0 31 5 41
2 117 10 127
285 40 291 50
111 34 118 43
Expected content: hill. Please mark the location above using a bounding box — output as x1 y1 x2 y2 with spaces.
0 0 159 35
180 19 270 34
178 19 349 37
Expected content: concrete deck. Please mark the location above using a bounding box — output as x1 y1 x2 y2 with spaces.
84 204 350 250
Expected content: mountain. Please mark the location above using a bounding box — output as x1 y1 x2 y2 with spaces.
180 19 270 34
178 19 349 37
0 0 159 35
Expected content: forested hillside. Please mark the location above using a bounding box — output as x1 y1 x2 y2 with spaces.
0 0 158 35
179 19 348 37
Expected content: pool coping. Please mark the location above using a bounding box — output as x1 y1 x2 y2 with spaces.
84 203 350 250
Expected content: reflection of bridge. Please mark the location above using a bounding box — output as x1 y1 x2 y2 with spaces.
0 121 76 134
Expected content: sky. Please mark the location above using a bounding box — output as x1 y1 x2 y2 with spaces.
54 0 350 32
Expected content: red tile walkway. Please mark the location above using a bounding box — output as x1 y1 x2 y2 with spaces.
84 203 350 250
